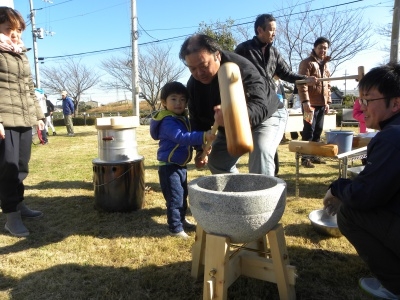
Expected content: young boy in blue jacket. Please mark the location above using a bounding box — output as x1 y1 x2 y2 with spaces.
150 82 215 238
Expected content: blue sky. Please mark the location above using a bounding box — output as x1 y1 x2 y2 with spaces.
13 0 394 104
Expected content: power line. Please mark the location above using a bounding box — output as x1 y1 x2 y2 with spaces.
38 0 390 61
33 0 128 26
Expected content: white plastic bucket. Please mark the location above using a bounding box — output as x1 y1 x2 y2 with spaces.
326 130 354 154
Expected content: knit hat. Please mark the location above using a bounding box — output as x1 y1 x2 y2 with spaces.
61 91 67 96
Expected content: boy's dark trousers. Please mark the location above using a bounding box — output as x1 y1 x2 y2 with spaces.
158 164 188 233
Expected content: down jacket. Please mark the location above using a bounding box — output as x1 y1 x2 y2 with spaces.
187 50 279 133
297 50 331 106
0 49 44 127
150 110 206 166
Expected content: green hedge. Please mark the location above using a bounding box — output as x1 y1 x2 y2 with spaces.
52 112 356 128
53 117 96 126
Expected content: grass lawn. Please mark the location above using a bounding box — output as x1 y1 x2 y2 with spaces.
0 124 370 300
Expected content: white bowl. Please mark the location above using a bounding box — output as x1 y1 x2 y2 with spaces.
358 132 377 138
309 209 342 237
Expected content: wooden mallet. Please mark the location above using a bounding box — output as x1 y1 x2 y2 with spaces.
218 62 253 157
200 62 254 160
295 66 364 85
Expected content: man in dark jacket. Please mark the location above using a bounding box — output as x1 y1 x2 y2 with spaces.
179 34 281 176
235 14 316 88
61 91 74 136
45 94 56 136
323 63 400 298
235 14 317 175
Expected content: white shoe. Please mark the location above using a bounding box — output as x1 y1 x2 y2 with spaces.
359 277 400 299
170 230 189 239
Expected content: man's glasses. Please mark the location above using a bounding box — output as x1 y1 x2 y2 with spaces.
359 97 387 106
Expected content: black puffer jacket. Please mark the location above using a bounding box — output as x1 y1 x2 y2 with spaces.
330 113 400 216
235 36 307 86
187 50 279 132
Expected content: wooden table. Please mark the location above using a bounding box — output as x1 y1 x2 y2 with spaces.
285 112 336 133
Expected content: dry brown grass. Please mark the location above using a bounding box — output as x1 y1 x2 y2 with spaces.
0 125 370 300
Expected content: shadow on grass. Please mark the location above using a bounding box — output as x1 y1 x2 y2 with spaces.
0 193 171 255
0 261 276 299
0 191 370 299
25 180 93 190
53 131 95 138
0 248 368 300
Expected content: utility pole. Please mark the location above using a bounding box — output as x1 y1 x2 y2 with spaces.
343 70 347 96
29 0 41 88
131 0 139 117
390 0 400 63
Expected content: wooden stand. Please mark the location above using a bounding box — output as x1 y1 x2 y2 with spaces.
191 223 296 300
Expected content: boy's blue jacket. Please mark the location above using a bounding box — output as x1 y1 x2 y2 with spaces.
150 110 206 166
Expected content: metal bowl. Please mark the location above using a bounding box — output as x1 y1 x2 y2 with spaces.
347 166 365 179
308 209 342 237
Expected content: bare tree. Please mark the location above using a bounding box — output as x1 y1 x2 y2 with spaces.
100 44 186 111
139 44 186 111
274 0 375 74
100 50 132 94
235 23 253 42
195 1 373 76
378 23 392 59
40 58 101 115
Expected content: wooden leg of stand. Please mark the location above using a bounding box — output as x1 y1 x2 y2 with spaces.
192 225 206 279
267 224 296 300
295 152 300 198
203 234 230 300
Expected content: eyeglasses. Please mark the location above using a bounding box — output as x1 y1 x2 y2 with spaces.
359 97 387 107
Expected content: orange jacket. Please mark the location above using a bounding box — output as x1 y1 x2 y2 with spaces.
297 51 331 106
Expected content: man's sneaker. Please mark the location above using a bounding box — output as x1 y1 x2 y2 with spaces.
170 230 189 239
310 156 326 164
359 277 400 299
68 133 75 137
183 219 196 229
53 132 57 136
301 159 315 168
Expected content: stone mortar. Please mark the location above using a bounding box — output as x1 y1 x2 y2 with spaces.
188 173 286 243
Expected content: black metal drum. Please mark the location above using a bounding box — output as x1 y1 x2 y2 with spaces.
93 157 145 212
